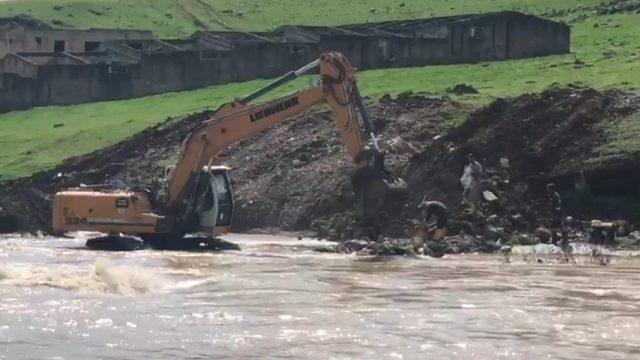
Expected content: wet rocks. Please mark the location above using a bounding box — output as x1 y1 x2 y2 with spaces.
329 232 502 257
337 239 370 253
596 0 640 15
509 232 538 246
0 207 18 234
534 227 553 243
483 226 506 241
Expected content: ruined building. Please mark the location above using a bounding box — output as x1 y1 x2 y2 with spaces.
0 12 570 113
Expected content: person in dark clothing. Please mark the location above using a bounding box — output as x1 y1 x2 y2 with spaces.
419 200 448 241
546 183 567 247
546 183 562 227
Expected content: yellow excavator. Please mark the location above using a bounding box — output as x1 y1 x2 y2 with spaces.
51 52 407 248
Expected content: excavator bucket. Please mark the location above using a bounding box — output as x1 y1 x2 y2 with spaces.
351 152 408 220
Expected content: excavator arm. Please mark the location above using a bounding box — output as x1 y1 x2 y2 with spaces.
165 52 372 211
52 52 406 243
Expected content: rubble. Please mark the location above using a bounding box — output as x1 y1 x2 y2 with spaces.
447 84 479 95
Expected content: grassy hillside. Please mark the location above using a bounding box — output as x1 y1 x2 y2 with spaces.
1 0 639 179
0 0 602 37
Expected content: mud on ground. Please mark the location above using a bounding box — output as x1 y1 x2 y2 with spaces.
2 87 640 246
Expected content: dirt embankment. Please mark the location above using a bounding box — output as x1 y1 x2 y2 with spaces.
2 87 640 241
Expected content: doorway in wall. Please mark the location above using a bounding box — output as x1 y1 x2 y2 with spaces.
54 40 66 52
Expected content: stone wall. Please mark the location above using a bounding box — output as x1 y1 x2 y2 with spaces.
0 12 571 113
0 17 154 58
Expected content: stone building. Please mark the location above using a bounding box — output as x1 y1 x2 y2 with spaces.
0 15 155 58
0 11 570 113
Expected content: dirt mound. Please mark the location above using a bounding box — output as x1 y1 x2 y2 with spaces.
402 87 640 232
226 95 463 232
314 87 640 241
447 84 479 95
596 0 640 15
1 87 640 241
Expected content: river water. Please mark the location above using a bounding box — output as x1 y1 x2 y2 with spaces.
1 233 640 359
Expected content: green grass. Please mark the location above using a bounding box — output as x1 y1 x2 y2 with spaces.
0 77 321 179
0 0 603 38
597 115 640 156
0 1 639 179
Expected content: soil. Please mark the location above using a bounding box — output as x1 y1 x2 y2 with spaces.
596 0 640 15
2 87 640 251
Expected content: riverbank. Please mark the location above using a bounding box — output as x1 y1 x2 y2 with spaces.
2 87 640 256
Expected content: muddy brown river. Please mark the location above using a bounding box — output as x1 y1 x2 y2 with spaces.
1 233 640 359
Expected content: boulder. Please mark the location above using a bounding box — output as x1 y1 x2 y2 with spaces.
534 227 553 243
338 239 370 253
486 214 499 225
484 226 505 241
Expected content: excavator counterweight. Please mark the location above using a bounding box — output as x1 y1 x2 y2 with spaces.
52 52 408 247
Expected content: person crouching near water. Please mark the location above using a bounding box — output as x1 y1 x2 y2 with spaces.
414 200 449 257
420 200 448 241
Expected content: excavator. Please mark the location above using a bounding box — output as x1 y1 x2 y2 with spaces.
51 51 407 249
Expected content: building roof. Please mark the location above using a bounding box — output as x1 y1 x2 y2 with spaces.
273 25 368 42
73 51 139 65
0 15 51 30
341 11 530 33
193 31 274 44
9 52 88 66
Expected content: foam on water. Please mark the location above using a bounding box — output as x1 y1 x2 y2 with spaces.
0 258 165 295
509 243 617 266
511 243 614 256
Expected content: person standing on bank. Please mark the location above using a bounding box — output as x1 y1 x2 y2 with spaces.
461 153 484 210
546 183 567 246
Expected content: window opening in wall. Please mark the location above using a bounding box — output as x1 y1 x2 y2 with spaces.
470 27 485 40
199 50 220 61
377 39 389 60
35 37 42 45
84 41 101 52
128 42 142 50
289 45 308 55
108 63 129 74
54 40 66 52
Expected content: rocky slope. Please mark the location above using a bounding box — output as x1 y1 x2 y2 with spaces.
2 87 639 243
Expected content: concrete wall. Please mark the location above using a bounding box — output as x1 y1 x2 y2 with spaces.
0 54 38 78
506 13 570 58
